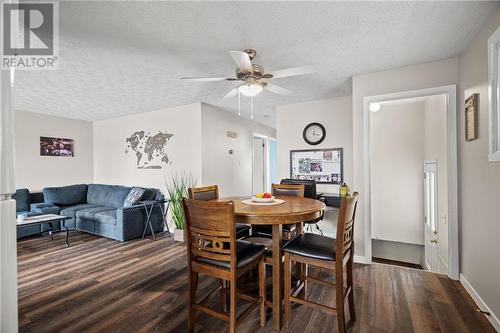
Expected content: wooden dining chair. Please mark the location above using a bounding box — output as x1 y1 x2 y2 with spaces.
282 192 359 333
188 185 251 239
252 183 305 240
183 198 266 333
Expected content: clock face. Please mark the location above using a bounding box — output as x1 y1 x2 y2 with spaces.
303 123 325 145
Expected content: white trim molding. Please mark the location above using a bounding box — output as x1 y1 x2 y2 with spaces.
487 26 500 162
362 85 459 280
353 255 371 264
460 274 500 331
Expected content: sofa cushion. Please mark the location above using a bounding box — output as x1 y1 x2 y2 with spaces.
123 187 145 207
106 185 132 208
60 204 103 219
94 210 117 225
43 184 88 206
13 189 30 212
76 207 117 225
87 184 111 206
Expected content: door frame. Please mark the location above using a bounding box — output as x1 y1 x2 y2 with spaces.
252 133 268 194
423 160 438 272
363 85 459 279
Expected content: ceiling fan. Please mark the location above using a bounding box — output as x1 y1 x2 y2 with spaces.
181 48 316 100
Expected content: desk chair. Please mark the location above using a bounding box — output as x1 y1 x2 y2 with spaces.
280 179 325 234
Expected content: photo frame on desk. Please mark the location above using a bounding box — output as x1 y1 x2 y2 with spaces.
290 148 343 184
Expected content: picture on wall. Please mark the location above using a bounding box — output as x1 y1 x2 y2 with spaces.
290 148 343 184
40 136 74 157
125 130 173 169
465 93 479 141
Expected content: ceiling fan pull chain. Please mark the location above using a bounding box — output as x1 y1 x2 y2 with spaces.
238 90 241 116
251 96 254 119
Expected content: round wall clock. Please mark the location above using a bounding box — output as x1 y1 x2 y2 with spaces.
303 122 326 145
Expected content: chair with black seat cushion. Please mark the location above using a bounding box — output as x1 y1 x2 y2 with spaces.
283 192 359 333
251 183 305 240
280 179 325 234
183 198 266 333
188 185 251 239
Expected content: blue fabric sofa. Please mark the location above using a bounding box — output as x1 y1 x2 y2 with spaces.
13 188 59 238
15 184 164 242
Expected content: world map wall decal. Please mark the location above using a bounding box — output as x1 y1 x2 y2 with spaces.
125 130 173 169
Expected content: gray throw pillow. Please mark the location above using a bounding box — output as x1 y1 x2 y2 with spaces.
123 187 145 207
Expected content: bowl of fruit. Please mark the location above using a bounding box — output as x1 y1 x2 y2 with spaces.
252 192 275 203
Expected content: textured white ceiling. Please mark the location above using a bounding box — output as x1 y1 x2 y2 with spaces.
14 1 497 128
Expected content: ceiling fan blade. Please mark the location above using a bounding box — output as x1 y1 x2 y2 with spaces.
229 50 253 73
269 65 316 79
181 77 237 82
222 87 239 100
264 83 292 96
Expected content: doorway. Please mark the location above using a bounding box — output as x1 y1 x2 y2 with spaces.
252 134 278 194
363 85 459 279
252 136 266 194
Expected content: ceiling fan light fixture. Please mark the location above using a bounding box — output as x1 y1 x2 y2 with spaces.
238 84 263 97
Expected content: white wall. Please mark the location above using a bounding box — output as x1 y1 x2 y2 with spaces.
275 96 352 237
352 58 459 259
370 101 425 245
14 111 94 191
93 103 202 192
276 96 353 194
459 9 500 324
372 239 424 265
424 95 449 272
200 104 275 197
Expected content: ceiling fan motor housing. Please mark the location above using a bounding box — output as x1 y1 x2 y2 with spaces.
236 64 265 80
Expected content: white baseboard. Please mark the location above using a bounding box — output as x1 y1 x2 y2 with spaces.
354 255 371 264
460 274 499 332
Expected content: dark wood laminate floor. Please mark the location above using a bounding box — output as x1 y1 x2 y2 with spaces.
18 232 494 333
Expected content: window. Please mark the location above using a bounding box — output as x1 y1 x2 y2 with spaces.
487 27 500 161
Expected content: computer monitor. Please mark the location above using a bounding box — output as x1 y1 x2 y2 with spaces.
280 179 318 199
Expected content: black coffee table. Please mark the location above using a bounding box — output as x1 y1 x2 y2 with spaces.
17 214 73 246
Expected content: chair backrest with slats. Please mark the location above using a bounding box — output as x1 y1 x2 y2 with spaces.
271 183 305 198
188 185 219 201
335 192 359 259
182 198 236 269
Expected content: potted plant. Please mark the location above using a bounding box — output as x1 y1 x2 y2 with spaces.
165 174 196 242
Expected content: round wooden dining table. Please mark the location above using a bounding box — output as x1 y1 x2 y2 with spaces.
224 196 326 330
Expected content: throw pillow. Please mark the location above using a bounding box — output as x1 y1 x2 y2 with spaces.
123 187 145 207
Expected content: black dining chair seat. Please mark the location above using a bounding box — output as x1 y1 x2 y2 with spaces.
282 233 336 261
196 240 265 269
236 223 251 238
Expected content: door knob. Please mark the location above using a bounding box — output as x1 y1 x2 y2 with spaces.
431 239 437 244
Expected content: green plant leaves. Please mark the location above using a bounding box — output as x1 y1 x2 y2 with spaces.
165 173 196 230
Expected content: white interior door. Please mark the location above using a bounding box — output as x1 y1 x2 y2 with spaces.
253 137 266 194
424 161 438 272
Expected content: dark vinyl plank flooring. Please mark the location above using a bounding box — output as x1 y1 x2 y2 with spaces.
17 232 494 333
